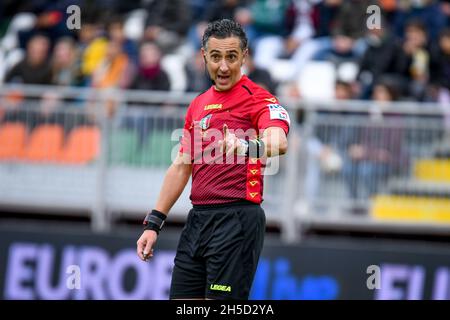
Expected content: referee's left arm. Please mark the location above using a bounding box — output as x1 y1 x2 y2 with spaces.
260 126 288 157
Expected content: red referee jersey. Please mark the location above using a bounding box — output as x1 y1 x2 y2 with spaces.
180 75 290 205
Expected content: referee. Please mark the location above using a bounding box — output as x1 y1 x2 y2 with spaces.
137 19 290 300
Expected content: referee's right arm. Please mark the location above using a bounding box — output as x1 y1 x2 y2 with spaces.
154 152 192 214
137 152 192 261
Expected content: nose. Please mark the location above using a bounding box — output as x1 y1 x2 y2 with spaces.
219 59 229 73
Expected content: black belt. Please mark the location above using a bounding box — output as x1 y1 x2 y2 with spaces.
192 200 260 210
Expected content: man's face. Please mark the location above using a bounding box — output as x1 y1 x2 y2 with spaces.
439 35 450 54
140 43 160 67
202 36 247 91
27 36 50 65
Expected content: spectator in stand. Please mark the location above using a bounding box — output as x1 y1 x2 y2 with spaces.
76 21 108 86
244 48 277 94
372 79 401 102
188 0 216 23
91 39 134 117
185 51 211 93
394 19 430 100
282 0 369 81
250 0 314 74
429 28 450 103
332 0 373 40
300 80 353 212
188 0 252 50
429 27 450 127
91 39 134 90
143 0 191 54
203 0 249 23
393 0 447 42
51 37 81 86
312 31 360 67
342 78 406 200
310 0 373 65
357 19 400 99
125 43 171 147
107 15 139 65
377 0 399 24
442 0 450 27
130 42 170 91
5 34 52 84
310 0 342 38
16 1 76 49
250 0 372 83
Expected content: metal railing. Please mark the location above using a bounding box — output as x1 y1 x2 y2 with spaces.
1 84 450 240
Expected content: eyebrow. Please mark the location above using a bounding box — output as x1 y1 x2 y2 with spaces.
209 49 239 54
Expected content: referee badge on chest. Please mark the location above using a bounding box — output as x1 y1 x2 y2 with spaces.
199 114 212 131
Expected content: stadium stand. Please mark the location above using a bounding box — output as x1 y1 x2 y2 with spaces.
372 154 450 223
0 0 449 241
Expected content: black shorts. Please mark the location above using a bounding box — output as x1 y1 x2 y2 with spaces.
169 201 266 300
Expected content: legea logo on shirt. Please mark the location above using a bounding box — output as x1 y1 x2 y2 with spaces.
204 104 222 110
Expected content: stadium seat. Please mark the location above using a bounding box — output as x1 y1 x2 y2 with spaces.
161 54 187 91
56 126 100 164
434 146 450 158
136 131 175 167
414 159 450 182
109 129 140 165
337 62 359 83
123 9 147 41
267 59 297 83
20 124 64 162
0 122 27 160
371 195 450 223
297 61 336 100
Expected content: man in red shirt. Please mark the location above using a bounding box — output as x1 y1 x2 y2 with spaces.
137 19 290 300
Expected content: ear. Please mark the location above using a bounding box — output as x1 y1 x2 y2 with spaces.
242 48 249 66
201 47 207 64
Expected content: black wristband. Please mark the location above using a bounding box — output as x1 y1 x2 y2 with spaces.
247 139 265 158
143 210 167 234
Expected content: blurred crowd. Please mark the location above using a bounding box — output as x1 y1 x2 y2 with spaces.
0 0 449 104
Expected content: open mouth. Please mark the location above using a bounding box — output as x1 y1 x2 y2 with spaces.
217 75 230 82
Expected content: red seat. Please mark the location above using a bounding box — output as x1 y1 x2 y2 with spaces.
56 126 100 164
21 124 64 162
0 122 27 160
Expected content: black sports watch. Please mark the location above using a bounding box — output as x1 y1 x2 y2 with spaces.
143 210 167 234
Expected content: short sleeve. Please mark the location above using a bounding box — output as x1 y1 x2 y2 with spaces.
252 95 290 135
